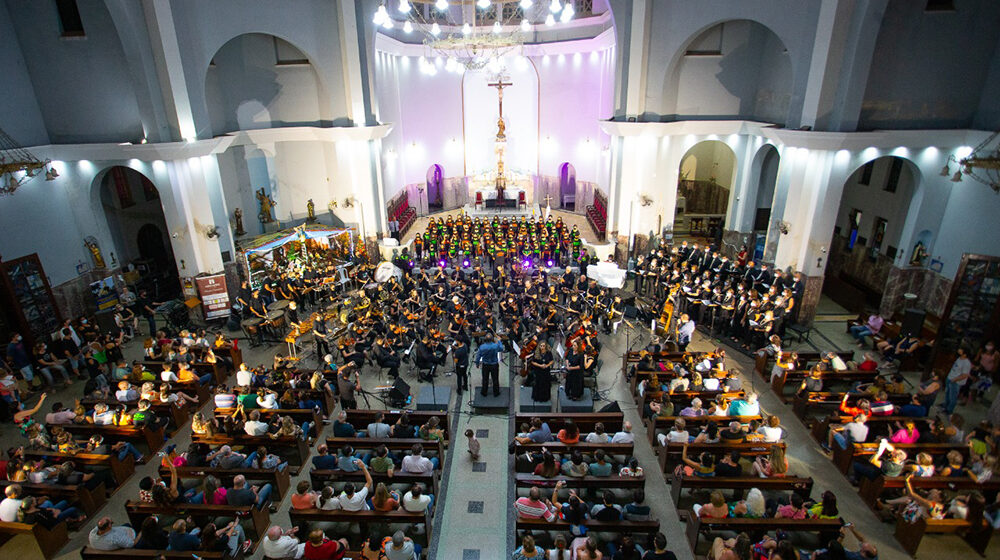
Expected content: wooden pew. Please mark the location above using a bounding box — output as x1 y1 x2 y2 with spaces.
323 437 445 463
143 359 228 386
683 511 843 553
214 407 323 438
516 518 660 547
310 469 440 496
636 390 745 413
791 391 912 419
858 475 1000 510
0 520 67 559
771 369 877 399
808 414 934 445
754 350 854 376
125 500 270 541
670 475 813 507
81 396 190 432
0 479 107 516
21 450 135 488
513 441 635 461
658 442 785 473
832 442 969 475
159 466 292 501
343 409 451 442
891 495 992 557
60 423 165 455
622 350 709 378
82 548 237 560
191 433 312 467
514 473 645 490
644 415 762 446
629 370 734 400
288 509 432 547
514 412 624 434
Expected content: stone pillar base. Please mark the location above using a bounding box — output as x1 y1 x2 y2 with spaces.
796 275 825 327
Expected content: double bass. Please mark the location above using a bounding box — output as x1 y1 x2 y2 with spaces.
519 335 538 378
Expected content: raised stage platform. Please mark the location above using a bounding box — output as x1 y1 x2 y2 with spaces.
472 386 511 412
462 203 540 218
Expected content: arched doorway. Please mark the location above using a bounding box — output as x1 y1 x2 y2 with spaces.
98 166 180 299
677 140 737 242
559 162 576 210
426 164 444 210
749 144 780 260
824 155 920 312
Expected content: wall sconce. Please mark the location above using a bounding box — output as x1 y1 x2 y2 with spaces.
638 195 653 207
205 225 220 239
328 199 338 210
778 221 790 235
343 197 355 208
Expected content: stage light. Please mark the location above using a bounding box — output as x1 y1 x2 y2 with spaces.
547 260 554 267
463 259 470 267
409 261 414 267
524 259 531 267
440 260 446 267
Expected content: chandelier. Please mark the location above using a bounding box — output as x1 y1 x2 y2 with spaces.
0 126 58 196
373 0 579 71
940 130 1000 193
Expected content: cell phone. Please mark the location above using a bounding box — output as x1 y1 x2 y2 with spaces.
843 522 853 528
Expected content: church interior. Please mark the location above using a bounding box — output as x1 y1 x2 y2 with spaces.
2 1 1000 559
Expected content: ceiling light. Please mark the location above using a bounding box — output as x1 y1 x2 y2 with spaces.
398 0 411 12
493 21 502 33
403 20 413 33
560 2 574 22
478 0 491 9
462 23 472 35
435 0 449 10
549 0 562 13
520 0 533 8
431 22 441 36
520 19 530 32
545 13 555 26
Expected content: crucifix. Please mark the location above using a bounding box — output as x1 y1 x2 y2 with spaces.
542 194 554 206
488 76 513 140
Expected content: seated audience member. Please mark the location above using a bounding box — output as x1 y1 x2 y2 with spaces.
381 530 421 560
337 460 374 511
728 392 759 416
302 528 349 560
401 443 438 473
611 421 635 443
512 535 543 560
557 420 580 444
624 488 651 521
401 482 433 513
262 525 302 559
752 445 788 478
619 457 644 478
513 486 556 521
775 493 809 519
826 414 868 451
88 516 136 550
695 490 729 519
585 422 612 443
590 490 623 521
588 449 613 477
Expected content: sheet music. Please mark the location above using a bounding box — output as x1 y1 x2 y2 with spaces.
555 343 565 359
512 341 521 356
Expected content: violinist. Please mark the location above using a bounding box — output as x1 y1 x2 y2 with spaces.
341 342 365 369
543 305 561 338
372 336 401 379
447 313 466 338
313 313 331 366
415 337 446 382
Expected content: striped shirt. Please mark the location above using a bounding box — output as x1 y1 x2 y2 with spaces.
514 497 555 521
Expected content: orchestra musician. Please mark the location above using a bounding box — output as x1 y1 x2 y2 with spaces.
312 313 331 366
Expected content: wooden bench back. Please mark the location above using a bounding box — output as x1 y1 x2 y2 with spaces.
21 450 135 487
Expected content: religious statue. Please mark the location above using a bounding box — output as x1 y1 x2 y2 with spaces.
84 237 106 269
233 207 246 236
496 117 506 140
909 241 928 267
307 199 316 223
256 188 275 224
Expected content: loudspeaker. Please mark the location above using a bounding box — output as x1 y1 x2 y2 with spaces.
624 305 638 319
598 401 621 413
623 295 637 307
389 377 411 404
901 308 925 337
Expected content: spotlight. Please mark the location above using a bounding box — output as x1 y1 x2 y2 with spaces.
547 260 554 267
409 261 414 267
463 259 470 267
524 259 531 267
440 260 446 267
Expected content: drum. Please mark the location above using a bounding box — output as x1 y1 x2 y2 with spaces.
269 299 291 311
241 317 263 329
266 309 285 322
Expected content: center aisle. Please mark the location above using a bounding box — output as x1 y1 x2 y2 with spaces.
428 364 515 559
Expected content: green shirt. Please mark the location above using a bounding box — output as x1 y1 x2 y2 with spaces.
370 456 394 473
238 394 259 409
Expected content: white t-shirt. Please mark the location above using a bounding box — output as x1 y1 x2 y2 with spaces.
0 497 23 522
401 491 431 512
338 486 370 511
585 432 611 443
257 393 278 409
702 377 721 391
262 535 300 559
611 431 634 444
401 455 434 474
116 389 138 402
758 425 782 443
160 370 178 382
245 420 270 436
658 430 689 447
94 410 115 425
236 369 253 387
830 356 848 371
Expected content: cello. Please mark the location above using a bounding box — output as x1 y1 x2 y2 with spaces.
519 335 538 378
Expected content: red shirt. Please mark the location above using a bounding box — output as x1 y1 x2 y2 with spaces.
303 539 345 560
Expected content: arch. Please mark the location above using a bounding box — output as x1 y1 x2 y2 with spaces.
559 162 577 208
204 33 332 136
677 140 737 240
660 19 794 124
93 165 180 297
743 144 780 233
426 164 444 209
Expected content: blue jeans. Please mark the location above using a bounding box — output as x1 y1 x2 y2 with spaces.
226 523 246 555
833 432 850 450
243 451 259 468
186 490 205 504
145 316 156 336
944 381 961 414
849 325 872 341
301 421 313 439
198 373 213 385
255 483 273 508
41 499 81 521
429 457 440 469
116 442 144 461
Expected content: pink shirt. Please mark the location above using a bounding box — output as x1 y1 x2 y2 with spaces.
867 315 884 333
890 427 920 444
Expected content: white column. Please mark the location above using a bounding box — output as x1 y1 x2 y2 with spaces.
145 0 198 141
772 149 842 276
727 135 761 233
338 0 369 125
162 158 225 276
624 0 651 117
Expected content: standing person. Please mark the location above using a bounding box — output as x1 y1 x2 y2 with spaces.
337 364 361 410
676 314 695 352
641 532 679 560
944 348 972 414
313 314 331 367
475 333 504 397
452 337 470 395
529 342 555 402
564 339 585 400
137 290 162 337
6 333 35 385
